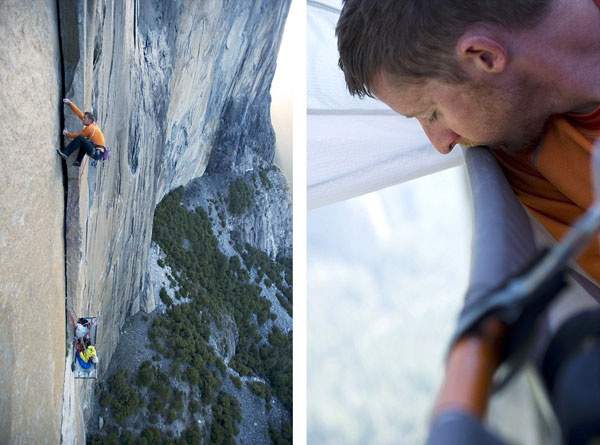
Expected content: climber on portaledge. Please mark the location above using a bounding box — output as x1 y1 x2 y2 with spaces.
78 337 99 365
74 317 91 344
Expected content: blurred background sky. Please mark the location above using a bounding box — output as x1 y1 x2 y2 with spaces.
307 166 472 443
270 0 298 185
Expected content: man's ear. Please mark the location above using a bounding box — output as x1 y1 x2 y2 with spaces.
456 34 508 74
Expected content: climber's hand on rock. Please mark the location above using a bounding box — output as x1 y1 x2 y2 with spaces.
63 128 69 135
63 98 71 104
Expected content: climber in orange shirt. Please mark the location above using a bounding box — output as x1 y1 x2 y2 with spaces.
337 0 600 283
337 1 600 442
57 98 107 167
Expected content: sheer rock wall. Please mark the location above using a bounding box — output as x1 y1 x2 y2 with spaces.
0 0 290 443
0 2 64 444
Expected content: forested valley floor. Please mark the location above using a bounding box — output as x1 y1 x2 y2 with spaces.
88 181 292 445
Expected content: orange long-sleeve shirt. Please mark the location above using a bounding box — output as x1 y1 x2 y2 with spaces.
490 0 600 284
65 101 105 147
493 107 600 284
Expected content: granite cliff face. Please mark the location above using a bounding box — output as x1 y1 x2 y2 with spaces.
185 166 292 260
0 3 64 444
0 0 290 443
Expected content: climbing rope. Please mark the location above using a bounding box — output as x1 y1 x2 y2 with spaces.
65 156 89 329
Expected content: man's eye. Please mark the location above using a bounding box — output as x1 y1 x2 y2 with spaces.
428 111 438 123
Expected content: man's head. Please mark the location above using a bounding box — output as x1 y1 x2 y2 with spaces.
83 112 95 126
336 0 553 154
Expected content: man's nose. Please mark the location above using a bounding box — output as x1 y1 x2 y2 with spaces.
419 120 460 154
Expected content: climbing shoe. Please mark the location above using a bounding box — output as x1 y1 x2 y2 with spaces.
56 149 68 160
73 161 81 167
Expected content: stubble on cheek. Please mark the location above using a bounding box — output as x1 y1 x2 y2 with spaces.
495 116 547 155
473 77 548 155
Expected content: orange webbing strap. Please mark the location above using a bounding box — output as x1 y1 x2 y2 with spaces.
433 318 507 420
66 307 78 326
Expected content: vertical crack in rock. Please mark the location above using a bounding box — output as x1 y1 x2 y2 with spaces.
55 0 68 314
56 1 85 442
55 2 72 444
55 1 69 442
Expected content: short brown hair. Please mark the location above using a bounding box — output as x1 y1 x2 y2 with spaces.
84 112 95 122
337 0 551 98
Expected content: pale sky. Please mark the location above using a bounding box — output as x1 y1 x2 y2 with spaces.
270 0 298 184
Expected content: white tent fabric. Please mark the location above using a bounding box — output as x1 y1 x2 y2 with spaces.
307 0 463 209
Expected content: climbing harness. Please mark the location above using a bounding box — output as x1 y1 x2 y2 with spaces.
87 124 108 167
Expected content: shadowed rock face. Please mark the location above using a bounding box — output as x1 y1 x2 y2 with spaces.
0 0 290 443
